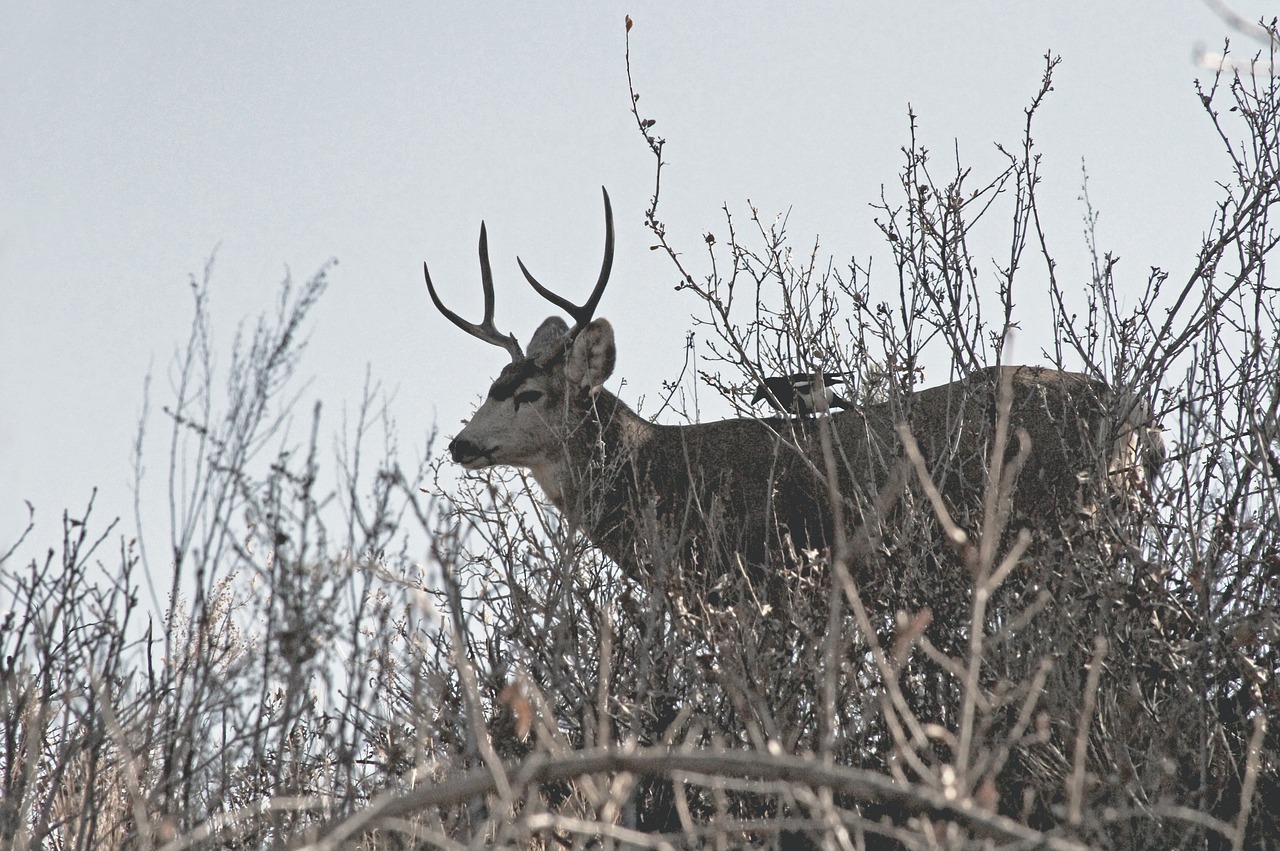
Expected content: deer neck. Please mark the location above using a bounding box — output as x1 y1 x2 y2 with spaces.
527 389 654 553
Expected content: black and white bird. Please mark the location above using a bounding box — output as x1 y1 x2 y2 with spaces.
752 372 853 416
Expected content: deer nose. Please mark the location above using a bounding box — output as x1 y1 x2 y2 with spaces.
449 437 484 465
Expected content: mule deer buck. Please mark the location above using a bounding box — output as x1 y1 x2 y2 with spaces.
426 189 1160 576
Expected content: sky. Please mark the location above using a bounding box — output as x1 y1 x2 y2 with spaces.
1 2 1271 562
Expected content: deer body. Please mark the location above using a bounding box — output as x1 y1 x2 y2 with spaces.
515 380 838 569
428 190 1156 575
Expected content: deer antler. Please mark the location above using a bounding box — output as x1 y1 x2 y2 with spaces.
424 222 524 362
517 187 614 341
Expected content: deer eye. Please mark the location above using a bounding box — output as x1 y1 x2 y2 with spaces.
513 389 543 410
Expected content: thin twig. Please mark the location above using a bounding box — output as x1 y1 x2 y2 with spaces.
1067 638 1107 828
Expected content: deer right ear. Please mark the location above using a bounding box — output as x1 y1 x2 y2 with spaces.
566 318 616 393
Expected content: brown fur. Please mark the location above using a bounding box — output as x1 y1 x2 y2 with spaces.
450 318 1155 576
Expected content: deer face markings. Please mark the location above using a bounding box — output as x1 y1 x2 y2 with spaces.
449 359 562 470
449 316 617 472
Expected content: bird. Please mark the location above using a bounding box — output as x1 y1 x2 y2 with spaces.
751 372 853 416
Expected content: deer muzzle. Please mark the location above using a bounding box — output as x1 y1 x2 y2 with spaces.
449 436 490 468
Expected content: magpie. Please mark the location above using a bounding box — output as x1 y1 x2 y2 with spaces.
752 372 853 416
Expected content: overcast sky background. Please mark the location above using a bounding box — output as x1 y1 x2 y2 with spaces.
1 2 1270 562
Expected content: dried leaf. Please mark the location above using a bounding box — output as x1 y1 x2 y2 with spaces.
975 777 999 812
501 682 533 740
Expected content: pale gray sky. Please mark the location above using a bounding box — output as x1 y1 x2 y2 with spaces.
1 2 1266 556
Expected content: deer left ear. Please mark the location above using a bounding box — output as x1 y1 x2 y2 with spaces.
566 318 616 393
528 316 570 359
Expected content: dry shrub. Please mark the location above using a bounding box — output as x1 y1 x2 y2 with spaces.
3 27 1277 851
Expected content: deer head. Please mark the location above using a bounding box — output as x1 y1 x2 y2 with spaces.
424 189 618 481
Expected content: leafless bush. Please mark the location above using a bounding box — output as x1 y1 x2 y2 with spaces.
0 260 458 849
3 20 1277 851
328 27 1274 850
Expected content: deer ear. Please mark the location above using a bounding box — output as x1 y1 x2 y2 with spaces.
527 316 570 359
565 318 616 392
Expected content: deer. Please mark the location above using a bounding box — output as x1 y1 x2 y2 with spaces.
425 189 1161 578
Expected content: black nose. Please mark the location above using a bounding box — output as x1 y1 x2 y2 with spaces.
449 437 482 464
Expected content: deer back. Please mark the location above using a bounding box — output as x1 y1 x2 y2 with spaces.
572 364 1151 573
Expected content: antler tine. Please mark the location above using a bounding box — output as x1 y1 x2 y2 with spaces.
424 222 524 361
517 186 615 337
